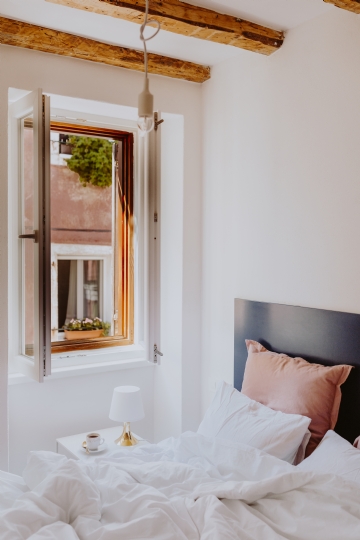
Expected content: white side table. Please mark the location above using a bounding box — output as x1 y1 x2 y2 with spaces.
56 426 147 461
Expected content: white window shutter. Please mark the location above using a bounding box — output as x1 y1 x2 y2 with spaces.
143 112 162 363
9 89 51 381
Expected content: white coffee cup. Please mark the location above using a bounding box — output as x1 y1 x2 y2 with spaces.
86 433 105 451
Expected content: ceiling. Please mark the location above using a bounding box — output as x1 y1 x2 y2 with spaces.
0 0 334 66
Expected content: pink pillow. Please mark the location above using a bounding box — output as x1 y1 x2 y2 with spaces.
242 340 352 456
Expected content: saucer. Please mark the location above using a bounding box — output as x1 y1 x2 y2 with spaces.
82 442 107 454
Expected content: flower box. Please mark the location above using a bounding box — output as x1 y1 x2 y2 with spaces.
63 317 110 340
64 329 104 340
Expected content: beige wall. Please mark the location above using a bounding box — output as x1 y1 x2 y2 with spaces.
1 44 203 471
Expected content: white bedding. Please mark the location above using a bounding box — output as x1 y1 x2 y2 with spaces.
0 470 28 512
1 432 360 539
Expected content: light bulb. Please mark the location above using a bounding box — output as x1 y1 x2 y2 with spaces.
137 116 154 136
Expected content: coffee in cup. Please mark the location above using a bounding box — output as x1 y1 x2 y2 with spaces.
86 433 104 451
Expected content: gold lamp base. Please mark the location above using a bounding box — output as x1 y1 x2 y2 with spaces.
114 422 139 446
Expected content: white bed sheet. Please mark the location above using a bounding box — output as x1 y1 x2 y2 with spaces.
1 432 360 539
0 470 29 512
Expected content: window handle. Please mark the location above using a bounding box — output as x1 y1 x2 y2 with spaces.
154 344 163 363
19 230 39 243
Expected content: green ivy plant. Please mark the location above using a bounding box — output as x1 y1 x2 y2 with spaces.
65 136 113 188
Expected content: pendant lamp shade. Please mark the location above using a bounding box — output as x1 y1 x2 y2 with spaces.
138 78 154 119
109 386 145 423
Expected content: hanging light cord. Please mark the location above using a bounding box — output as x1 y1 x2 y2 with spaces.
140 0 161 78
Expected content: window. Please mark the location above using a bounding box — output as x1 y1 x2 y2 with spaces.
8 89 162 382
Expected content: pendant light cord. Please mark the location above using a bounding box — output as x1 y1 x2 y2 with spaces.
140 0 161 78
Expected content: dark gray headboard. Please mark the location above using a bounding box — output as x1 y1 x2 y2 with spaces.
234 299 360 444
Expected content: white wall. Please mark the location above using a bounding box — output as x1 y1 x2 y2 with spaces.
0 45 203 471
201 9 360 412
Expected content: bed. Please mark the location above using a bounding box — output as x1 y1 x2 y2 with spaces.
1 299 360 539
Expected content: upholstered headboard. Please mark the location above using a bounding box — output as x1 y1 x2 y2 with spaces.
234 299 360 444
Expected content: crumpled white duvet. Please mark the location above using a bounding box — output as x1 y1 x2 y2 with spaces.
1 432 360 539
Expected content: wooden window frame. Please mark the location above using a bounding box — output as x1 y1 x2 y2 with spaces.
49 122 134 354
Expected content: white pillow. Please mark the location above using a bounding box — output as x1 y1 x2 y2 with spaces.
198 381 311 463
298 430 360 485
294 429 311 465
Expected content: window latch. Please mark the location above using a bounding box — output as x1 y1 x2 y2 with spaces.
154 112 164 131
18 230 39 243
154 344 163 364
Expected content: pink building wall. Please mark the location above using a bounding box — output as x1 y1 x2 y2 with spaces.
50 164 112 246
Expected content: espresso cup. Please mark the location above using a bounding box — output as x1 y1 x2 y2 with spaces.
86 433 105 451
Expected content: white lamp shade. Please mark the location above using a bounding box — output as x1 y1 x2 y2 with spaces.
109 386 145 423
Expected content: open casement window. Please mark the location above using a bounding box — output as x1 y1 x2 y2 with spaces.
145 113 162 364
10 89 51 382
10 92 136 381
9 90 162 378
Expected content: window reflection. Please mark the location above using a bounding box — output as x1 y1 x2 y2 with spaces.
23 120 35 357
83 260 100 320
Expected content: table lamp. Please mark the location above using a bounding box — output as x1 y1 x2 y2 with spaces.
109 386 145 446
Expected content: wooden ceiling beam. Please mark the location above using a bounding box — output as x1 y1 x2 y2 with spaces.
46 0 284 55
323 0 360 13
0 16 210 83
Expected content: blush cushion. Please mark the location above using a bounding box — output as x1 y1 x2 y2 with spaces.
242 340 352 456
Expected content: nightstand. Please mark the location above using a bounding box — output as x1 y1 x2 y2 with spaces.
56 426 148 461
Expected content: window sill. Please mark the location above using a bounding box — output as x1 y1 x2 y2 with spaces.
9 346 153 385
51 344 146 368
